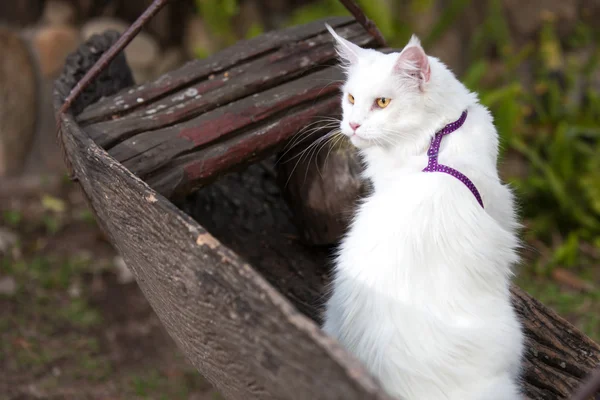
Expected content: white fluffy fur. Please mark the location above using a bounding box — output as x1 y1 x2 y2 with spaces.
322 25 525 400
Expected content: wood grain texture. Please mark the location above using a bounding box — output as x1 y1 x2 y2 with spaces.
76 16 357 125
54 37 393 400
76 17 379 200
109 68 341 180
84 23 371 147
145 94 342 199
56 28 600 400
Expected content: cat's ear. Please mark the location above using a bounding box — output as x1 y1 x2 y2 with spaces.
394 35 431 86
325 23 364 65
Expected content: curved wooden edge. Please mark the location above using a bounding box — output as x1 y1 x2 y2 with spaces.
76 16 357 125
78 20 379 200
186 160 600 400
53 28 600 400
53 33 393 400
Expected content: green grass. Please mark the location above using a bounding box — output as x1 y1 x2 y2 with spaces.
128 369 215 399
1 199 106 376
0 179 219 398
3 209 22 227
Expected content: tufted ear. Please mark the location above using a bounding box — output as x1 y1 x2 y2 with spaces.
394 35 431 86
325 23 366 66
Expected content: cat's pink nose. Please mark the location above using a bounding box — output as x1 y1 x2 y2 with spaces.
349 122 361 131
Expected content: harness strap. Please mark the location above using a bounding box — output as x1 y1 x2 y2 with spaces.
422 111 484 208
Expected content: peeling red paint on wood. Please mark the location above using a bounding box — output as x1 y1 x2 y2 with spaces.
86 26 372 149
79 19 380 197
106 67 344 188
76 16 359 125
178 97 341 193
177 78 341 146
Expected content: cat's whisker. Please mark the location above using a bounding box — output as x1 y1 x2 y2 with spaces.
283 132 332 165
378 127 413 138
376 130 413 144
285 116 339 136
281 128 342 187
316 79 346 97
306 131 338 181
282 116 340 142
286 118 340 140
292 123 339 141
283 138 323 188
278 122 341 163
311 78 346 84
323 132 345 172
287 120 339 142
313 131 343 180
288 124 340 151
375 135 399 148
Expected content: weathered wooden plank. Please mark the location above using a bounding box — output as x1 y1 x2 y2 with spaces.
103 67 341 193
511 287 600 399
86 23 372 149
76 16 356 124
119 23 365 123
145 95 341 199
54 52 394 400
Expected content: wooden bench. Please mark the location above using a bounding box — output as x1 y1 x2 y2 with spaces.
54 15 600 400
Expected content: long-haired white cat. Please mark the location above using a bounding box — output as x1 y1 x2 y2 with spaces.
321 25 525 400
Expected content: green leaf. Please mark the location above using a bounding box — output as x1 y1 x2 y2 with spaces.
462 60 488 90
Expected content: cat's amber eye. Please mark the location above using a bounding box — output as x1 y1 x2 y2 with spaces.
376 97 391 108
348 93 355 104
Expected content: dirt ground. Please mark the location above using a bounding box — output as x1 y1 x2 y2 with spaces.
0 177 220 400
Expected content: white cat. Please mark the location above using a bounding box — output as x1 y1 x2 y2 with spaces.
321 25 525 400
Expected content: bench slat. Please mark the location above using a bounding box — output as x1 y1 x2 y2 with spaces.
77 16 357 125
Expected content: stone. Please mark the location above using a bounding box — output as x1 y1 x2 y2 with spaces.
0 276 17 297
0 27 38 177
82 17 160 83
21 80 67 176
0 228 18 256
114 256 135 284
68 281 82 298
32 24 80 78
42 0 77 26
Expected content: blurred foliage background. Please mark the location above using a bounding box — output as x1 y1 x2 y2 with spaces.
195 0 600 339
1 0 598 398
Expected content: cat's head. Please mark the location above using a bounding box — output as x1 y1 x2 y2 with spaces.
326 24 469 152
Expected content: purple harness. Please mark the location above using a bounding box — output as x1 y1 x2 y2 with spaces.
422 110 484 208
